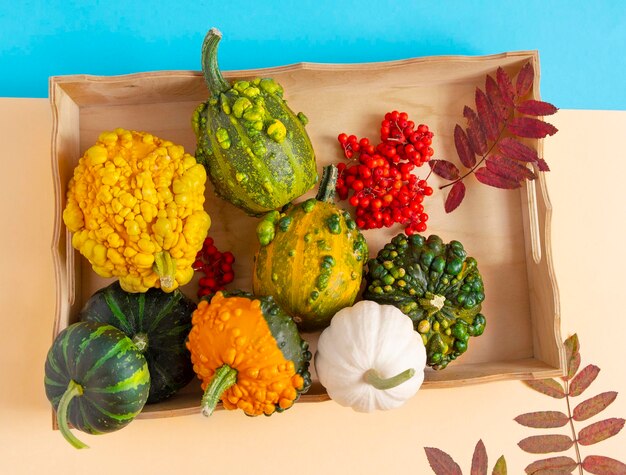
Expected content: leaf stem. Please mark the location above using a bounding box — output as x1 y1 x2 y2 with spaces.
439 112 513 190
565 380 584 475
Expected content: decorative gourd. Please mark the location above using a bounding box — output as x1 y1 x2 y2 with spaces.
192 28 318 216
44 322 150 449
314 300 426 412
253 165 368 331
363 233 486 370
186 291 312 416
79 281 196 404
62 128 211 293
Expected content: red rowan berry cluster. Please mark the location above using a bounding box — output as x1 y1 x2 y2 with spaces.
335 111 434 234
193 237 235 299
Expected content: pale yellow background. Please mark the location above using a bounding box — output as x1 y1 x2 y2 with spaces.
0 101 624 474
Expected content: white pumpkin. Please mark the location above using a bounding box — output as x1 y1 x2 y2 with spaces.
314 300 427 412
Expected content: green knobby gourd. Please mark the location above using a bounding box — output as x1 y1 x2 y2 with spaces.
192 28 317 216
253 165 368 331
363 233 486 370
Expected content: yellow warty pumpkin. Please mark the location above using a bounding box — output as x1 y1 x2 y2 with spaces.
63 128 211 293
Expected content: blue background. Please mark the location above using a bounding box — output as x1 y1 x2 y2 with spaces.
1 0 624 110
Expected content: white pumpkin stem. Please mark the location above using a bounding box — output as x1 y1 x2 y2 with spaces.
363 368 416 390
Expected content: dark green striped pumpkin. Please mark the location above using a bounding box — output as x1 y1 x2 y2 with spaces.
79 281 196 404
44 321 150 449
192 28 317 216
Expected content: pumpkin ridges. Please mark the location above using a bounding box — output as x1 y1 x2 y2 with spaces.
45 322 150 447
80 283 195 403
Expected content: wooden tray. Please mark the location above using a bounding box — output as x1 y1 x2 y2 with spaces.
50 50 564 419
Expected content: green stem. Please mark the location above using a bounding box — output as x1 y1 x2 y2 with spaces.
153 251 176 291
201 28 231 95
315 165 338 203
57 380 88 449
364 368 416 390
201 365 238 417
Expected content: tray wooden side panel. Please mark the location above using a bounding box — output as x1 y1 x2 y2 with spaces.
50 51 565 419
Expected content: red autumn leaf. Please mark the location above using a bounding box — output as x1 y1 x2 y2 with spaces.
569 364 600 397
525 456 578 474
537 158 551 172
578 418 625 446
486 154 536 182
508 117 558 139
573 392 618 422
517 99 558 116
444 181 466 213
454 124 476 168
497 137 539 163
475 167 521 189
524 379 566 399
430 160 460 180
424 447 463 475
582 455 626 475
492 456 507 475
518 434 573 454
516 62 534 97
476 87 500 141
496 67 515 106
485 74 510 121
562 334 580 381
514 411 569 429
471 440 488 475
464 106 488 155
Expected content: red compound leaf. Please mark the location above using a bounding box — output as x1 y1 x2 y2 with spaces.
444 181 466 214
430 159 460 180
578 418 625 446
582 455 626 475
486 74 510 121
518 434 574 454
516 62 534 97
470 440 488 475
454 124 476 168
517 99 559 116
424 447 463 475
524 456 578 474
573 392 618 422
508 117 558 138
475 166 521 189
475 87 500 141
496 67 516 106
514 411 570 429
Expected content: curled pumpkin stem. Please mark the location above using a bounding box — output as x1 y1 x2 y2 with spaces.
201 364 238 417
364 368 416 390
57 380 89 449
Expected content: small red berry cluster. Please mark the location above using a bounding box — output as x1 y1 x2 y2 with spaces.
193 237 235 299
335 111 434 235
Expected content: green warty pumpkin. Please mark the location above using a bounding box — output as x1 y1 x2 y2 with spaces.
253 165 368 331
363 233 486 370
192 28 317 216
